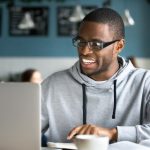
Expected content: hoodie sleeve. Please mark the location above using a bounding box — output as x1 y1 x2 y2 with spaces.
117 74 150 143
41 79 49 132
117 124 150 143
41 96 49 131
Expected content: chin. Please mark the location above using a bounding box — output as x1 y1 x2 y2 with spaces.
82 70 95 76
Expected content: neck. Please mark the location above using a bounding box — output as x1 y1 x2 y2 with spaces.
91 61 120 81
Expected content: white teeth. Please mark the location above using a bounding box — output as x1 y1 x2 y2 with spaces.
82 58 95 64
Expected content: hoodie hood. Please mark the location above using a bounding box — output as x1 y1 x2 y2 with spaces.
69 56 136 120
69 56 136 88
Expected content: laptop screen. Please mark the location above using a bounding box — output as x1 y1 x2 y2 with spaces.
0 82 41 150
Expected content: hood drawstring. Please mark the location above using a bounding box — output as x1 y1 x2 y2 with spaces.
82 84 87 124
82 80 117 123
112 80 117 119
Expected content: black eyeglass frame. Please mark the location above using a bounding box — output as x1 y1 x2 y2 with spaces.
72 37 120 51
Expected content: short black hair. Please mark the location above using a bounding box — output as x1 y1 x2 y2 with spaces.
21 69 37 82
82 8 125 39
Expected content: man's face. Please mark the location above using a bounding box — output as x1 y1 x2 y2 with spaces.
77 21 119 80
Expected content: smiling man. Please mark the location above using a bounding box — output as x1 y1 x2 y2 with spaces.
41 8 150 145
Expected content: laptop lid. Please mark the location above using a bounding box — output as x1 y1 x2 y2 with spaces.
0 82 41 150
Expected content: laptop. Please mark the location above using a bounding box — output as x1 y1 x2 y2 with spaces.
0 82 41 150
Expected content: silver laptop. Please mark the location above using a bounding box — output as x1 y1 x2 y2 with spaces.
0 82 41 150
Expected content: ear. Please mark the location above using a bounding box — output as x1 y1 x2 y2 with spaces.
114 39 125 54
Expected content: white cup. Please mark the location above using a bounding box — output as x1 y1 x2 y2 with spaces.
74 135 109 150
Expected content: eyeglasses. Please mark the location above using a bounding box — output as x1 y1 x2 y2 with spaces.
72 37 119 51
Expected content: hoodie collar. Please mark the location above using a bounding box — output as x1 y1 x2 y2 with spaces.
69 56 136 88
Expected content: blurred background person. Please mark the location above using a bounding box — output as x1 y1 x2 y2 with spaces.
127 56 138 68
21 68 42 84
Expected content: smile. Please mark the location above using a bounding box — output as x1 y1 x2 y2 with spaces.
82 58 96 64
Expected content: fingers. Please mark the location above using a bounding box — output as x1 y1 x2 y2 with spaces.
67 126 82 140
67 124 100 140
86 125 101 135
83 125 91 134
78 124 90 134
67 125 91 140
67 125 117 142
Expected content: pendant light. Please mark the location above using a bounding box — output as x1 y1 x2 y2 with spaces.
69 5 85 22
18 12 35 29
122 9 135 26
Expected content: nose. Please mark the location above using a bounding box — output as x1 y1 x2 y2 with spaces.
79 43 93 55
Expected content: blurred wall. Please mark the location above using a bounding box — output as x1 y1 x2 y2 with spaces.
0 57 78 81
0 0 149 57
0 0 149 81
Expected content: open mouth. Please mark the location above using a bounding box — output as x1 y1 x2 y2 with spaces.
81 58 96 69
82 58 96 64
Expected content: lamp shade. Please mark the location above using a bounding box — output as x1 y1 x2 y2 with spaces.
69 5 85 22
122 9 135 26
18 12 35 29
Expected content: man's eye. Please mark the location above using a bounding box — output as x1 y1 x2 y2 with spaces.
78 41 86 46
91 42 101 47
76 39 83 43
76 39 82 44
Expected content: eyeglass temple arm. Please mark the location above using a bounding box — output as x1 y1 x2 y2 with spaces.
103 40 119 48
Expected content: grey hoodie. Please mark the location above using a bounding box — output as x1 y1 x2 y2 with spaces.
41 57 150 143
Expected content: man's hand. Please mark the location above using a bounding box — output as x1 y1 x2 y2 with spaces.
67 124 117 142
